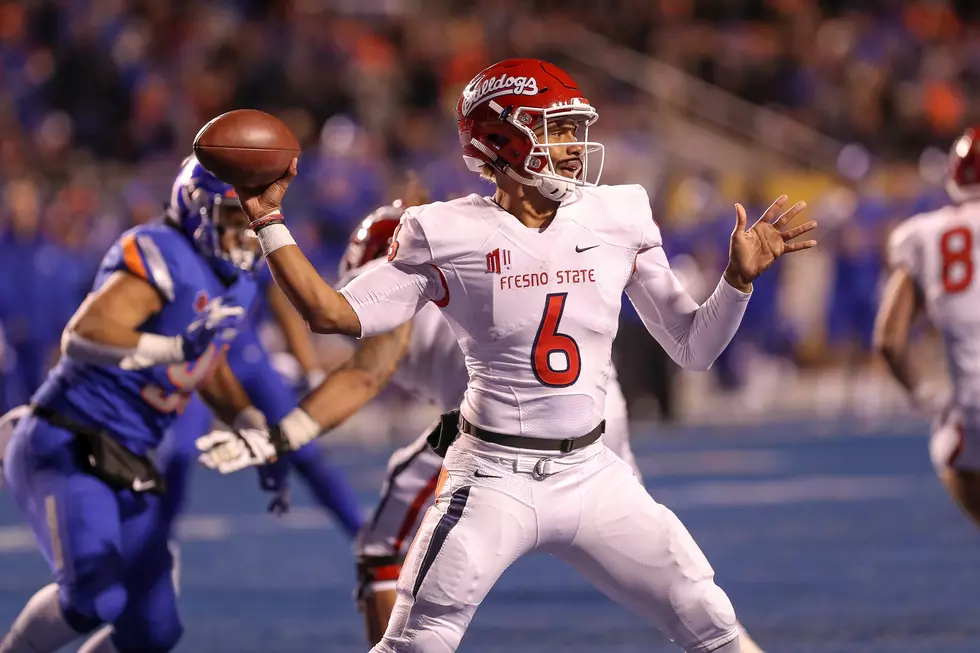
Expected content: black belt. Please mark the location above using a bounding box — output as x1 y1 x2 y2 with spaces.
33 405 99 437
32 405 166 495
458 415 604 454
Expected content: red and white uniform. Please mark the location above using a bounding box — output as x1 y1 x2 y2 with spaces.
888 203 980 471
340 184 750 653
342 187 748 437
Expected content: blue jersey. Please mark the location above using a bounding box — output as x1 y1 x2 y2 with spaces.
33 223 250 455
225 328 297 425
226 262 297 423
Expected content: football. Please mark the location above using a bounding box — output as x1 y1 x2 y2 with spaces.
193 109 300 188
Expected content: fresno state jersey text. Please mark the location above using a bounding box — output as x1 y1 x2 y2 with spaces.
358 184 660 439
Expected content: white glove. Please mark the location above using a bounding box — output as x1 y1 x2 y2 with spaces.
196 428 277 474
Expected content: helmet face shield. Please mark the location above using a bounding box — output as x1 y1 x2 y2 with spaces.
196 193 257 276
169 156 255 280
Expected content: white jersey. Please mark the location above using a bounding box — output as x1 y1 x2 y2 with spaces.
390 303 468 409
888 203 980 415
342 185 750 440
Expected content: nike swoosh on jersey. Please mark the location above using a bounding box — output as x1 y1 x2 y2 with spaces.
473 470 502 478
575 244 599 253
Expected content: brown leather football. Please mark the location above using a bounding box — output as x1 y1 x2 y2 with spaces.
193 109 300 188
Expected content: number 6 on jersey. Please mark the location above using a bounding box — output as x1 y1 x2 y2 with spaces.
531 293 581 387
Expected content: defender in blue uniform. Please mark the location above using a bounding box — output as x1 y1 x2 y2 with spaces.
0 158 261 653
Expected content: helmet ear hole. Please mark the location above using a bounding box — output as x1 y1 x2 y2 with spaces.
487 133 509 148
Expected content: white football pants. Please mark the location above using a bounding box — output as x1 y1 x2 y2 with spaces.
356 376 639 560
371 432 738 653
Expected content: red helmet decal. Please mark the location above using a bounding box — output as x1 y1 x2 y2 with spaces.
460 73 541 116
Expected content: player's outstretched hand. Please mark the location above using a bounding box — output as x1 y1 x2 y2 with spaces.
196 428 277 474
725 195 816 292
235 157 298 224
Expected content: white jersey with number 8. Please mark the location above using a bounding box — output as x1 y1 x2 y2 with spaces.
888 203 980 418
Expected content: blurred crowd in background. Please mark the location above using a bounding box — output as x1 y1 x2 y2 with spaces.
0 0 971 431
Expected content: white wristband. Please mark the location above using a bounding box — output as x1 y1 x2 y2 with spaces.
61 330 182 370
119 333 185 370
279 407 321 450
256 223 296 256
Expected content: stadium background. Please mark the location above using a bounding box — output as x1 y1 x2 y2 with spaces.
0 1 979 651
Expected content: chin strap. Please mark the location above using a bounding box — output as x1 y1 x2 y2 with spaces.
502 166 574 203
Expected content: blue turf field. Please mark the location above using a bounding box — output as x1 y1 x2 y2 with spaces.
1 418 978 653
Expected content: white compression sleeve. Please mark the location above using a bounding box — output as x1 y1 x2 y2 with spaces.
62 331 184 370
339 262 443 338
625 246 751 371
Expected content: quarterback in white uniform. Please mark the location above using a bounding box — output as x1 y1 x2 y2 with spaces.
875 125 980 526
324 194 639 645
200 58 815 652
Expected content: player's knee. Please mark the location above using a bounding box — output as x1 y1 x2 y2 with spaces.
704 634 741 653
672 578 738 646
379 598 464 653
357 554 403 603
59 582 127 631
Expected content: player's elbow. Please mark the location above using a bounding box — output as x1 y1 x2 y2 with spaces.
305 310 359 337
675 353 715 372
305 312 338 335
666 341 720 372
872 334 905 365
67 311 107 346
341 368 384 401
303 291 361 337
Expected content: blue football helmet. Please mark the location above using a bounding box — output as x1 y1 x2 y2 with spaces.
166 156 257 281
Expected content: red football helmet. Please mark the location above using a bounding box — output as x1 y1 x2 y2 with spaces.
948 126 980 203
456 58 604 202
338 202 405 280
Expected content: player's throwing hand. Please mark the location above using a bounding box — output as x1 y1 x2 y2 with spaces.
236 157 299 227
725 195 816 292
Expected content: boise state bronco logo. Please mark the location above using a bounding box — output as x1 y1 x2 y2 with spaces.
461 74 540 116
